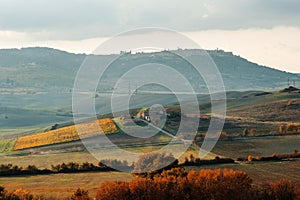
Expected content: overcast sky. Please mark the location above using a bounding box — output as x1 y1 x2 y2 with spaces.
0 0 299 72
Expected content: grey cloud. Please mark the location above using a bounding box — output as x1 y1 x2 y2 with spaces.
0 0 299 40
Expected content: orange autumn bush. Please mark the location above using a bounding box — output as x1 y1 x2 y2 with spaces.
262 179 296 200
95 168 298 200
96 168 253 200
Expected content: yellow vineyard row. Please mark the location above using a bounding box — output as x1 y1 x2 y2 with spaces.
13 118 118 150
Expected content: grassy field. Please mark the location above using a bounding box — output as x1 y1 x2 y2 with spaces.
211 134 300 159
1 159 299 199
1 152 99 169
0 92 73 138
0 133 299 199
156 91 300 139
0 89 298 198
186 159 300 186
0 139 16 153
0 93 178 139
2 133 298 169
0 143 205 169
1 89 298 139
0 171 132 199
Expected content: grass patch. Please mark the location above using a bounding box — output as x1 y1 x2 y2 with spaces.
57 177 74 181
212 135 300 159
0 139 16 153
0 171 132 199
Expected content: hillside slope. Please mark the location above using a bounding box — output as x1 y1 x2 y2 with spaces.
13 118 118 150
0 47 299 92
0 47 299 136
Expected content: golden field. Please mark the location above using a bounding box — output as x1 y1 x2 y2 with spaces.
13 118 118 150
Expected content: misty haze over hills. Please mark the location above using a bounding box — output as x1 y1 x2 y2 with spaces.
0 47 299 93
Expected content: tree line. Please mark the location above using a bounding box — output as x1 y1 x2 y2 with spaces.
0 160 132 176
0 153 237 177
237 150 300 162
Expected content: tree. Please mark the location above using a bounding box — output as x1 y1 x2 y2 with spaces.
71 188 89 200
279 124 286 134
133 153 177 174
189 154 195 163
250 128 257 136
25 165 39 174
243 128 249 137
0 186 6 198
286 124 299 133
220 131 227 140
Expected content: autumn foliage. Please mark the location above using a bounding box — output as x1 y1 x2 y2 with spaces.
95 167 300 200
0 186 33 200
279 123 300 134
96 168 253 200
13 118 118 150
0 168 298 199
261 179 296 200
71 188 89 200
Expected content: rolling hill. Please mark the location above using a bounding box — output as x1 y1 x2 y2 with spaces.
0 47 299 92
13 118 118 150
1 87 298 154
0 47 299 136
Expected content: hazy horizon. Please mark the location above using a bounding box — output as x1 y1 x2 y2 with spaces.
1 42 299 74
0 0 299 73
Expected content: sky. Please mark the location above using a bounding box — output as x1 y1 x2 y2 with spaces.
0 0 299 73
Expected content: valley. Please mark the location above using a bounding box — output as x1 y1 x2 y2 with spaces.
0 48 299 199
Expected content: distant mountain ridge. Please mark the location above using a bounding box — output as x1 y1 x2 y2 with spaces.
0 47 299 92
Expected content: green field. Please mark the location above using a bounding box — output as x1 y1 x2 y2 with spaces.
0 139 15 153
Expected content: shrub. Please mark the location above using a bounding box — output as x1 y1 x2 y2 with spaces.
96 182 130 200
279 124 287 134
262 179 296 200
248 155 259 162
250 128 257 136
71 188 89 200
96 168 253 200
243 128 249 137
158 167 188 178
0 186 6 198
